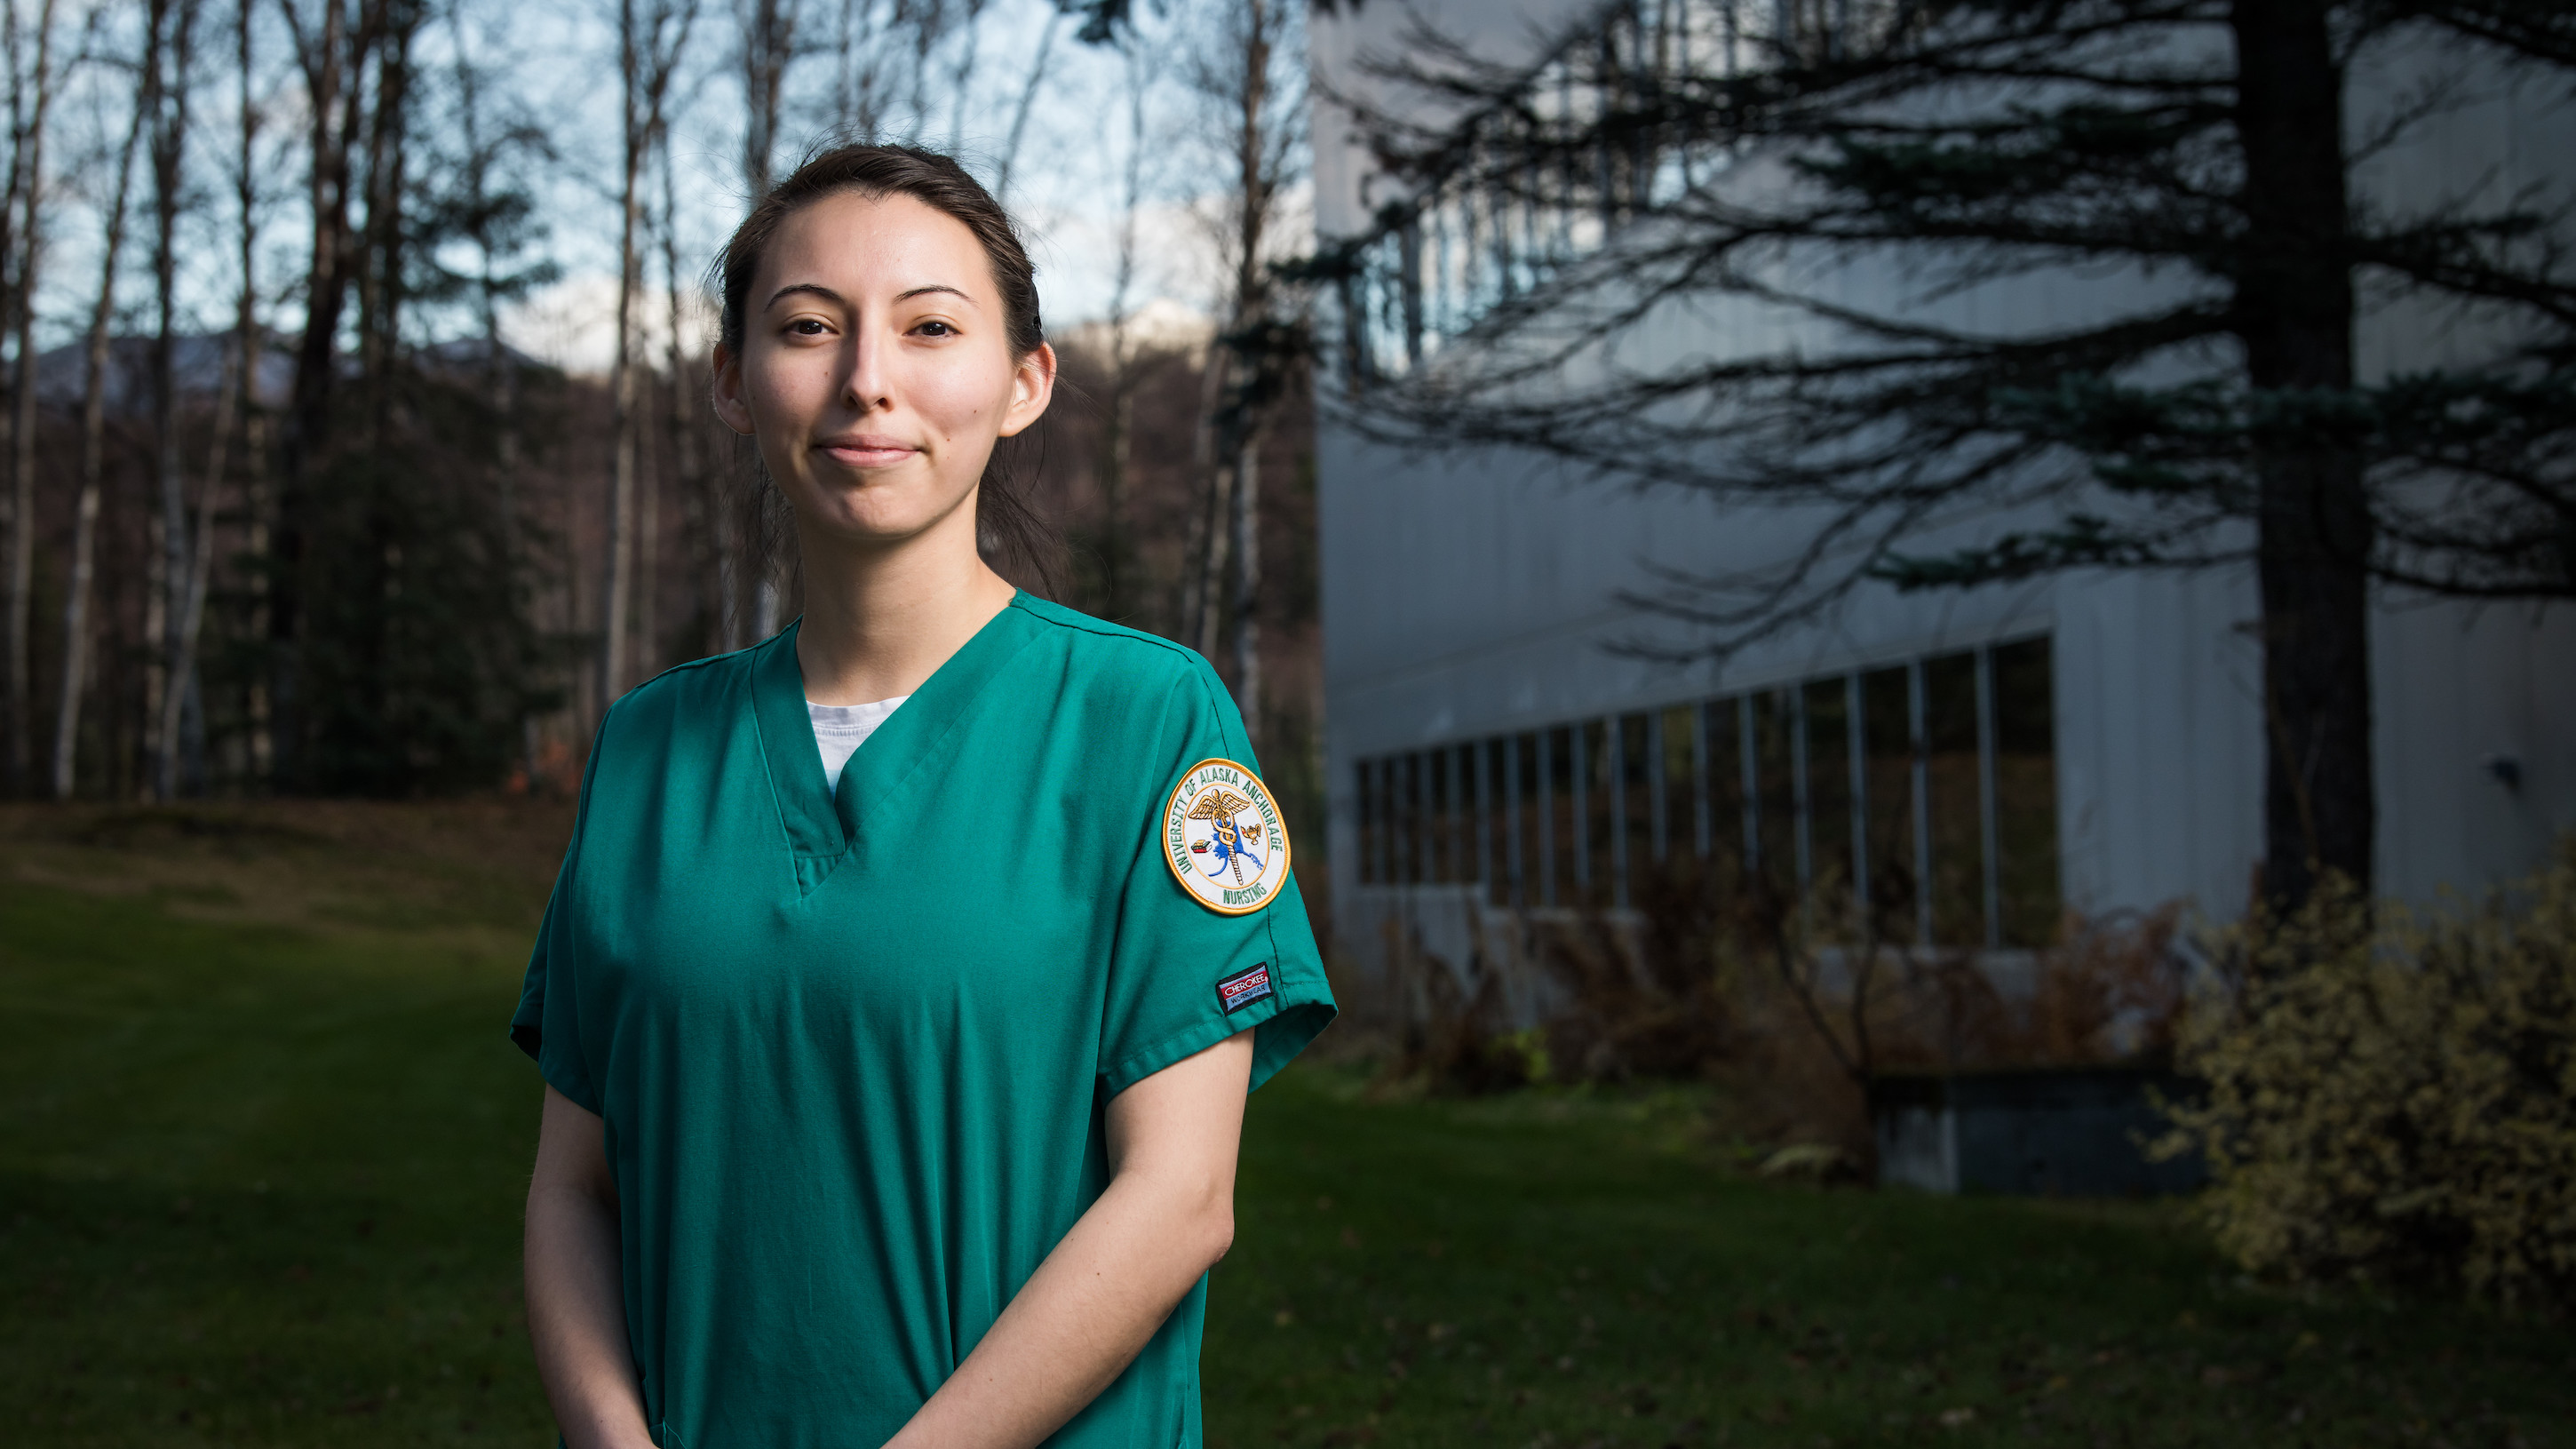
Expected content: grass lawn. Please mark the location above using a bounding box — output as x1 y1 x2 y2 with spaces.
1 803 2568 1448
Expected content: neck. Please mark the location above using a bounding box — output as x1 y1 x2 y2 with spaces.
791 501 1017 706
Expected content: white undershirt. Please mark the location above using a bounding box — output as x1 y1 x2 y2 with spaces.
807 697 909 795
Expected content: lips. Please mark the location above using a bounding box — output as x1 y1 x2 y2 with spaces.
815 434 919 467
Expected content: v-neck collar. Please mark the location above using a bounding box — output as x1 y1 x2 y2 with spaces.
751 593 1045 883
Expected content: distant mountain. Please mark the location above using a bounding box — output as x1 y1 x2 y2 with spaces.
29 331 551 418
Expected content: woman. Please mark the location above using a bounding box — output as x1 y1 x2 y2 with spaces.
512 144 1334 1449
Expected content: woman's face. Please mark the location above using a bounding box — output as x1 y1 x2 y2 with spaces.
712 189 1054 553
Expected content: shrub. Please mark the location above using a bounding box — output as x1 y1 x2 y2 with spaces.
2159 846 2576 1309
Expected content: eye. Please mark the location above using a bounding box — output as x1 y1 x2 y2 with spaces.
787 317 828 336
912 319 957 338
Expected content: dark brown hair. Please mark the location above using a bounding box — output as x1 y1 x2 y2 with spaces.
714 143 1061 601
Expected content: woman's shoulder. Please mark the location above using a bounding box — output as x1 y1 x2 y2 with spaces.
594 643 760 753
1008 595 1225 699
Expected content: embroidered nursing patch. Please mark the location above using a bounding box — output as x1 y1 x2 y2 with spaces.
1216 963 1275 1015
1163 757 1292 915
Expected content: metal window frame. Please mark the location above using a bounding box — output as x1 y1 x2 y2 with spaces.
1790 686 1812 889
1846 672 1869 919
1909 660 1932 948
1976 643 2002 951
1571 722 1593 893
1360 758 1380 881
1537 728 1558 909
1692 700 1713 859
1648 709 1669 865
1475 740 1494 903
1609 717 1630 910
1737 694 1760 876
1444 744 1466 886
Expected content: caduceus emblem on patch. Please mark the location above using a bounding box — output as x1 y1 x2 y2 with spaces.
1163 757 1292 915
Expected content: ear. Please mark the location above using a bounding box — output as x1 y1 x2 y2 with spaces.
710 342 757 436
996 341 1058 440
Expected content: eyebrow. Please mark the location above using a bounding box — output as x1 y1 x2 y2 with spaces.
763 281 977 310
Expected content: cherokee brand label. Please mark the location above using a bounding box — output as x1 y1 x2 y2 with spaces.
1162 757 1292 916
1215 964 1276 1015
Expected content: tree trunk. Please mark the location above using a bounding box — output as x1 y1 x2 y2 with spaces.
5 0 55 793
742 0 791 641
274 0 368 792
741 0 797 197
147 0 199 800
2230 0 2372 912
1229 426 1262 743
601 0 640 708
657 135 723 657
235 0 268 783
1185 338 1230 659
53 54 150 800
992 9 1058 203
1096 35 1148 621
0 3 26 792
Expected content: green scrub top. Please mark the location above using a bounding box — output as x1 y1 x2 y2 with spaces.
511 593 1336 1449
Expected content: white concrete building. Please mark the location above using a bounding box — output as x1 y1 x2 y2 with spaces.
1308 1 2576 981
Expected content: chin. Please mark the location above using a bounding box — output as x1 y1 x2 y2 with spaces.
800 498 960 549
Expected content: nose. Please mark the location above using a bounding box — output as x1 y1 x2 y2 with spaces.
840 320 891 414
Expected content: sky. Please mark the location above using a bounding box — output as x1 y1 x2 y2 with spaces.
15 0 1284 377
481 0 1258 375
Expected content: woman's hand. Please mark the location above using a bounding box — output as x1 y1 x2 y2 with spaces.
525 1086 656 1449
884 1029 1256 1449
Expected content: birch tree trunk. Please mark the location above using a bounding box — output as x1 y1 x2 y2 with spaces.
5 0 57 792
1094 32 1149 617
54 35 153 799
0 3 26 792
601 0 644 709
740 0 796 638
1229 424 1261 740
235 0 270 782
604 0 696 706
659 131 727 655
163 0 253 797
147 0 200 800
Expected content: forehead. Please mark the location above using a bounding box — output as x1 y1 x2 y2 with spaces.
758 190 991 302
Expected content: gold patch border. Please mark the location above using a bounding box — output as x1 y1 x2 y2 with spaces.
1162 755 1292 917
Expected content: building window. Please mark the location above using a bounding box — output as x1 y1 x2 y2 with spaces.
1353 633 2061 950
1992 637 2063 946
1356 760 1379 885
1918 652 1982 945
1860 665 1916 937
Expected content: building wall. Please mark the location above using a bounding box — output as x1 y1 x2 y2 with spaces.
1308 3 2576 963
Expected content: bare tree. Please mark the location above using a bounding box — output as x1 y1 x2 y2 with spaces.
601 0 697 709
145 0 201 800
656 122 727 653
1185 0 1302 736
1092 27 1150 614
55 3 157 798
234 0 272 779
272 0 377 789
990 2 1056 203
736 0 795 195
5 0 58 792
939 0 983 148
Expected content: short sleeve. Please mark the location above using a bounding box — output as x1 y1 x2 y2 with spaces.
1097 661 1337 1098
509 730 607 1116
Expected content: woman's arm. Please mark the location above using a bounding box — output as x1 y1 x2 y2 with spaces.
886 1029 1256 1449
525 1085 656 1449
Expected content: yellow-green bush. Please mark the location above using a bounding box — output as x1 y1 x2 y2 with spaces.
2160 845 2576 1308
